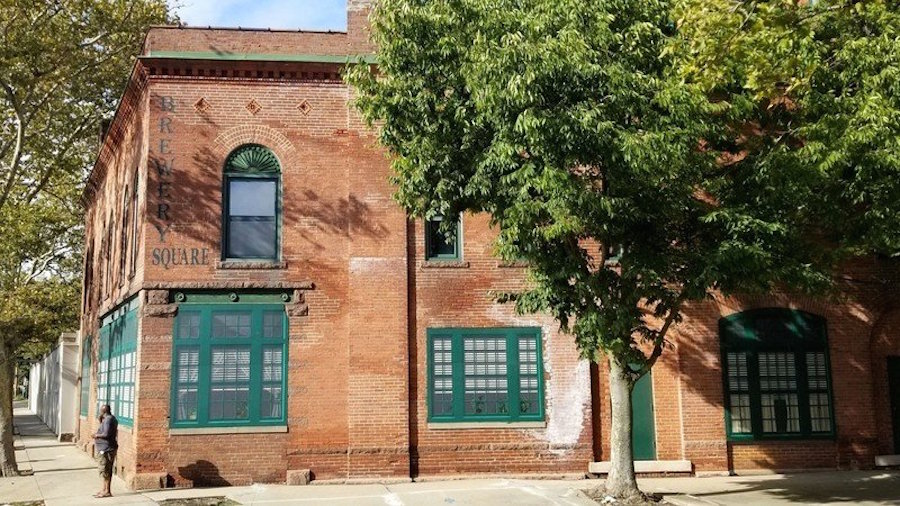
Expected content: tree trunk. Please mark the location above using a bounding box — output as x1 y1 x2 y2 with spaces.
0 343 19 476
605 359 642 500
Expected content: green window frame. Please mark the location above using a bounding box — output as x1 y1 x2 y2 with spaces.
97 299 138 426
222 144 282 261
80 337 92 417
720 308 836 441
171 302 288 428
427 327 544 423
425 214 461 261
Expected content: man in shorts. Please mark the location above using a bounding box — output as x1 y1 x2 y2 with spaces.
93 404 118 498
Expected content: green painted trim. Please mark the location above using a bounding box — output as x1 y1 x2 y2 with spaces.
171 303 288 428
144 51 377 65
172 291 292 304
222 145 282 262
427 327 544 424
80 337 92 417
96 305 138 426
720 308 836 442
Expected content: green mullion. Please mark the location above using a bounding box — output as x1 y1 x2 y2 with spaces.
197 307 213 425
278 312 288 422
748 350 763 439
534 331 545 421
451 331 466 419
796 351 812 435
248 308 263 425
507 334 521 422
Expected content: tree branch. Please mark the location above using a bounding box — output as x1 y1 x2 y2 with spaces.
640 293 688 374
26 114 93 203
0 80 25 212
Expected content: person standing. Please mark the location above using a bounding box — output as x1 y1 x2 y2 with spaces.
93 404 118 498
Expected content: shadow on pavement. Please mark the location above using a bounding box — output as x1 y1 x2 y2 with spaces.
692 471 900 504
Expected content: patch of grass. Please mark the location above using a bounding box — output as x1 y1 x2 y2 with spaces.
156 498 241 506
2 501 45 506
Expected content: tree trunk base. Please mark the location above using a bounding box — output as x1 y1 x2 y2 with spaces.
584 484 661 505
1 461 19 477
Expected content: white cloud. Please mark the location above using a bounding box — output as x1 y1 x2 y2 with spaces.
171 0 347 31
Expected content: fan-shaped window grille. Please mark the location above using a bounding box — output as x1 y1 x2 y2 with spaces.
223 145 281 260
225 144 281 174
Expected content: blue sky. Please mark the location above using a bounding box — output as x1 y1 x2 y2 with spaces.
172 0 348 31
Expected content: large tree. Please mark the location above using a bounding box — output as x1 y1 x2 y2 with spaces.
0 0 170 477
349 0 899 501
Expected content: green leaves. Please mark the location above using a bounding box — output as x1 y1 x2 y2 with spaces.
350 0 899 367
0 0 171 352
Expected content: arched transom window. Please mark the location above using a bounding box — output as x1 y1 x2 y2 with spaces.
223 145 281 260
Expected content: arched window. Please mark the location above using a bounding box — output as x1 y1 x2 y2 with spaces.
223 145 281 260
720 308 834 440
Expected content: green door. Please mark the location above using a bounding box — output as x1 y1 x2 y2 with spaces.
889 357 900 454
632 371 656 460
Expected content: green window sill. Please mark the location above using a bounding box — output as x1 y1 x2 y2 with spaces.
727 433 836 443
427 421 546 430
169 425 288 435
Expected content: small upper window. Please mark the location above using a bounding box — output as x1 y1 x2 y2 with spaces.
425 214 461 261
223 145 281 260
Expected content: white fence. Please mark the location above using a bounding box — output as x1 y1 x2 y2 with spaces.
28 333 79 440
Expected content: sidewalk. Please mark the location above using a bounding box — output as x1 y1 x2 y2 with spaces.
2 402 898 505
0 401 154 506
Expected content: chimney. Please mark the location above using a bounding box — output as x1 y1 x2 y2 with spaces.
347 0 376 53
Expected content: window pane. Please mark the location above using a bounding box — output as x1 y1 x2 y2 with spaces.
177 349 200 384
518 336 540 415
211 348 251 382
260 386 283 419
177 388 198 421
807 352 831 432
759 352 797 390
263 311 283 339
726 352 749 392
761 393 800 433
263 347 283 382
730 394 752 433
178 313 200 339
463 336 509 416
212 313 251 338
229 180 276 217
431 337 453 416
210 387 250 420
426 216 458 259
227 219 276 258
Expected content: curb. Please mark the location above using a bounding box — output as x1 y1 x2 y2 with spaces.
664 494 721 506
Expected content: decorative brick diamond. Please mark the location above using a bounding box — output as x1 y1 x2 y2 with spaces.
297 99 312 116
246 99 262 115
193 97 211 113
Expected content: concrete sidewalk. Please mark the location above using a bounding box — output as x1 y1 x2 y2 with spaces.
0 402 153 506
2 402 899 505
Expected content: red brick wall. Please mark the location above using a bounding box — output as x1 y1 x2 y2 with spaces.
592 287 886 474
871 307 900 456
410 213 594 476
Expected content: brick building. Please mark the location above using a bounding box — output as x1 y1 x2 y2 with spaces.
76 1 900 489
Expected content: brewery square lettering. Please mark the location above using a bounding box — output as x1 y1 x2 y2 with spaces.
150 96 209 269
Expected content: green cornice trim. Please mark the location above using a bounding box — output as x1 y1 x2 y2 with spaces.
172 291 293 304
143 51 377 64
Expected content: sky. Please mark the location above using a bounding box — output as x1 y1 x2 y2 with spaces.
171 0 348 31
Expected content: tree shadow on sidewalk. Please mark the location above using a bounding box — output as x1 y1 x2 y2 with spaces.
691 471 900 504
